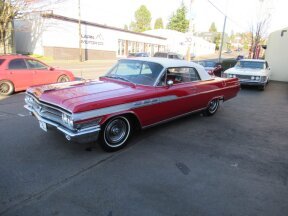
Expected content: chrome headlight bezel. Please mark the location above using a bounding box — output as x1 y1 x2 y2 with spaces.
62 113 74 128
260 76 267 82
25 95 34 105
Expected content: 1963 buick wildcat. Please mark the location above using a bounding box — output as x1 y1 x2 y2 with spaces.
24 58 240 151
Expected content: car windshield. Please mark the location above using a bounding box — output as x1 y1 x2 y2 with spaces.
199 61 216 67
105 60 164 86
235 61 265 69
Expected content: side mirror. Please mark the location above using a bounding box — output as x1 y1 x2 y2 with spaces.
167 80 174 87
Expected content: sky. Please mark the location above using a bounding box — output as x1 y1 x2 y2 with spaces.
48 0 288 35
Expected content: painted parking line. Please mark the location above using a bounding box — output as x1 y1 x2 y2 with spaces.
17 113 30 117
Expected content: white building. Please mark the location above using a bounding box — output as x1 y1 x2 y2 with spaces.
14 13 166 60
265 27 288 82
144 29 216 57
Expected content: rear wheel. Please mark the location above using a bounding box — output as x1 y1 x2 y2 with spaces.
100 116 131 152
57 75 70 83
204 98 219 116
0 80 14 96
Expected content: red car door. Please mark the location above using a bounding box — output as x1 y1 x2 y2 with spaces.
137 67 204 126
25 59 56 85
7 58 34 90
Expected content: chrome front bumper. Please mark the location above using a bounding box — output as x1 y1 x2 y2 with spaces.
24 105 101 142
239 80 267 86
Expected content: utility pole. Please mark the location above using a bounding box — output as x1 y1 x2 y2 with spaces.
218 15 227 63
78 0 82 62
186 0 195 62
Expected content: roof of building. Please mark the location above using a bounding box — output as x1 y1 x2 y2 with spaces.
42 13 167 40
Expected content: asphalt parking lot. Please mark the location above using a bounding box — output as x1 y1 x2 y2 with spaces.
0 81 288 216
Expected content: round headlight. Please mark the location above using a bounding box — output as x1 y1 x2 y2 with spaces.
255 76 260 80
62 113 66 123
25 96 30 104
25 95 33 104
62 113 73 127
251 76 255 80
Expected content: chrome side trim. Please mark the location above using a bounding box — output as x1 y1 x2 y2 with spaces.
72 95 178 121
142 107 206 129
25 105 100 137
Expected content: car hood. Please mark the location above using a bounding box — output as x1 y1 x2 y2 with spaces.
224 67 265 76
27 80 148 113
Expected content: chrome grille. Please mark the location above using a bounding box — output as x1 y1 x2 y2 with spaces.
235 74 251 80
27 95 64 125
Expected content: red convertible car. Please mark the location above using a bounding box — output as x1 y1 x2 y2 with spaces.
0 55 75 96
24 58 240 151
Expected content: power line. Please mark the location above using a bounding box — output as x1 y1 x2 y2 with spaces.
206 0 247 31
206 0 226 16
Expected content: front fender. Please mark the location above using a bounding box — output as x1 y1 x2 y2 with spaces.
100 110 143 128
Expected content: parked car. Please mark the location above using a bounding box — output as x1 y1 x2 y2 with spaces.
25 58 240 151
127 52 149 58
223 59 271 90
197 60 223 77
154 52 184 60
0 55 75 96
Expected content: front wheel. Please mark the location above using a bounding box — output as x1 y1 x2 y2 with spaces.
204 98 219 116
100 116 131 152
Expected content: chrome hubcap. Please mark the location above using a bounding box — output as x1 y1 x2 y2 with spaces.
59 76 69 82
208 99 218 113
0 83 9 93
105 119 127 145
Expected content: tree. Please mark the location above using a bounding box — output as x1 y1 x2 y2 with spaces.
248 0 271 58
0 0 22 54
167 3 189 33
249 18 270 58
154 18 163 29
0 0 66 54
209 22 217 33
129 5 151 32
214 33 221 50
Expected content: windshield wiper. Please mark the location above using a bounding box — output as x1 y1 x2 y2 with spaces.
103 75 135 85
